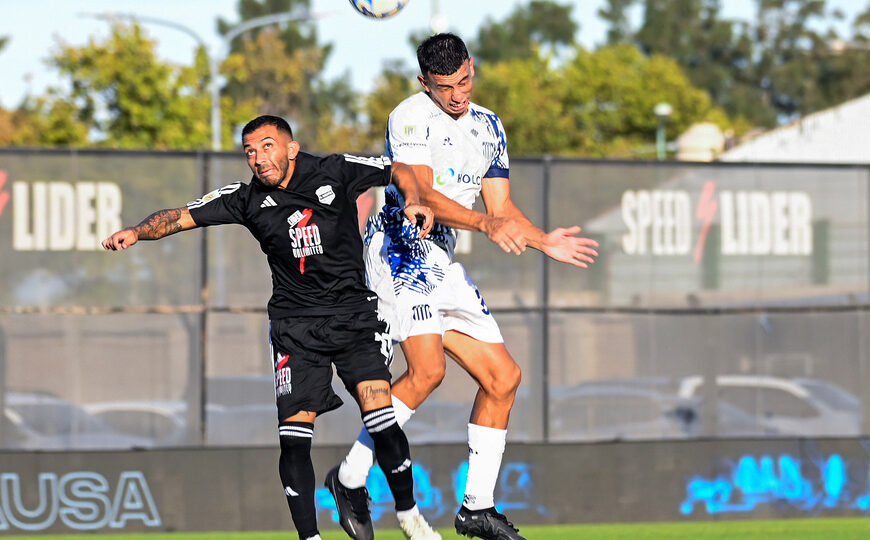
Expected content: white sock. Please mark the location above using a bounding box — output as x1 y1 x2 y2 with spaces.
304 535 322 540
463 423 506 511
396 504 420 523
339 395 415 489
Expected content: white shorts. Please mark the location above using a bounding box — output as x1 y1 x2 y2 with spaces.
366 231 503 344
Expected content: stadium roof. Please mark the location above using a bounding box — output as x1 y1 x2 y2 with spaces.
720 92 870 164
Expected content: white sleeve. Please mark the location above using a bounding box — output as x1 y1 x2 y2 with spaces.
386 103 432 168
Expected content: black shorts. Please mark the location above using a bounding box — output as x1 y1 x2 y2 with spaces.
269 309 393 421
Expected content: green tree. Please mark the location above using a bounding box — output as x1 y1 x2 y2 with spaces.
7 93 90 147
475 44 729 158
635 0 767 126
41 22 253 149
217 0 358 151
472 1 578 64
618 0 870 127
360 61 417 153
599 0 636 45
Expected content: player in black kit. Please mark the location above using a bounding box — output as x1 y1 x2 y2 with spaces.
102 115 439 540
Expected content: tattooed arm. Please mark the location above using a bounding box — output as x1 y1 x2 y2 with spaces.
101 207 198 251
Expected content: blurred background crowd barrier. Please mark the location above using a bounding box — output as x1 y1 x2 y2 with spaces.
1 148 868 450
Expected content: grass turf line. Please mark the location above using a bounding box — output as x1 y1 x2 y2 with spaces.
4 518 870 539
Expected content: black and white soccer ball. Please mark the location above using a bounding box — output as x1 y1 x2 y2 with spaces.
348 0 410 19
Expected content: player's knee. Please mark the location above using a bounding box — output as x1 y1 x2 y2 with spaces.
486 362 522 401
408 361 446 393
363 406 410 468
279 421 313 459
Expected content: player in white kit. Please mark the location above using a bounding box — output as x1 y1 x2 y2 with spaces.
325 33 598 540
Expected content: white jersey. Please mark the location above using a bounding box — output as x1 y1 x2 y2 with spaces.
363 92 508 344
375 92 510 258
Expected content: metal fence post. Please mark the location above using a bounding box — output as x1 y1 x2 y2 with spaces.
541 156 552 442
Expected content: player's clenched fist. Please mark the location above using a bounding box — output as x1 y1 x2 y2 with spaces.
403 203 434 238
102 228 139 250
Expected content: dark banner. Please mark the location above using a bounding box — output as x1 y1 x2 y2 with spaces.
4 440 870 533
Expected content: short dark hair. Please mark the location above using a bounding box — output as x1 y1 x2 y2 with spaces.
241 115 294 142
417 33 469 77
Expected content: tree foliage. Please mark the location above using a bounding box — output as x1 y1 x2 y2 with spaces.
476 44 728 158
471 1 578 64
6 0 870 156
217 0 357 151
608 0 870 127
360 61 417 154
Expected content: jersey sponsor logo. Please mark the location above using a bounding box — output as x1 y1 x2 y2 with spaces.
287 208 323 273
260 195 277 208
435 168 454 186
287 210 305 227
342 154 390 169
411 304 433 321
315 185 335 205
274 352 292 397
187 182 242 209
435 168 481 187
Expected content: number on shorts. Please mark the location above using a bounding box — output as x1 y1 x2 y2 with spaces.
474 287 491 315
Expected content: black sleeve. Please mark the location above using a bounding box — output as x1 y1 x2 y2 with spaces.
328 153 392 199
186 182 247 226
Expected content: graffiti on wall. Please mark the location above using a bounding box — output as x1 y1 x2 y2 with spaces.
681 453 870 515
316 461 548 523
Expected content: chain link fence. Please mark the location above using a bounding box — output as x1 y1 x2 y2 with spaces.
1 149 867 450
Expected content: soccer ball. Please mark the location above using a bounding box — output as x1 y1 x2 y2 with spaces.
349 0 410 19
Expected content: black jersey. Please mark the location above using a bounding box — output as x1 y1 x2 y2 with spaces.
187 152 392 318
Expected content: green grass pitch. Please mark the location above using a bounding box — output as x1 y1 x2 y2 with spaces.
5 518 870 539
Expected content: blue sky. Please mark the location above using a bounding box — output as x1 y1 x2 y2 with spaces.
0 0 863 109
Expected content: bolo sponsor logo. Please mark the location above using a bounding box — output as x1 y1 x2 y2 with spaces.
0 174 123 251
435 168 481 187
620 181 814 262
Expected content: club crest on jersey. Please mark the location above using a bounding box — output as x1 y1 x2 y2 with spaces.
315 185 335 205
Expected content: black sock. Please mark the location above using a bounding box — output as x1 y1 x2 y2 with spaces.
363 406 415 511
278 421 318 540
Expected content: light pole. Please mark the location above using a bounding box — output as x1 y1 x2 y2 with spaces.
81 10 331 150
654 101 672 160
430 0 448 33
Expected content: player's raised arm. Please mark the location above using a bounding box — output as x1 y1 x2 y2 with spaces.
391 161 434 238
481 177 599 268
101 206 199 251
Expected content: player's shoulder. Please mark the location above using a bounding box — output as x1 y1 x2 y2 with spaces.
187 180 248 209
318 152 390 170
468 101 502 121
390 92 439 121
